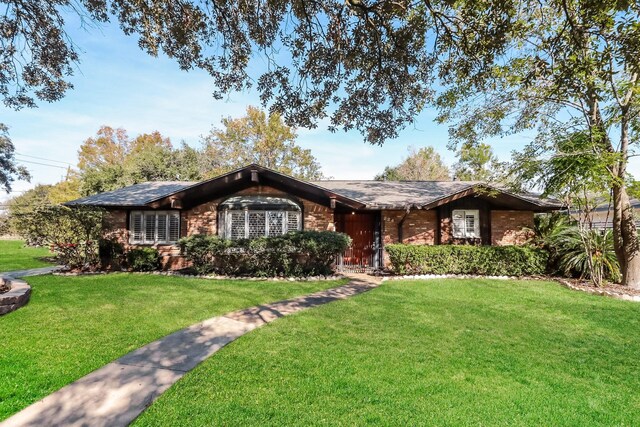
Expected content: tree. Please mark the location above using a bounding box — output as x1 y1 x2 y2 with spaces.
2 1 515 145
375 146 450 181
77 127 200 195
201 106 324 180
512 131 618 285
0 124 30 193
626 179 640 201
430 2 640 288
452 143 504 182
6 176 80 239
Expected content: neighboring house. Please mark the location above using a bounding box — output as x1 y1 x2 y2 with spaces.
66 164 561 271
571 199 640 230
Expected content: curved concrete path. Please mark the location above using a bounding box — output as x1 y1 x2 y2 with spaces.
1 274 380 427
1 265 61 279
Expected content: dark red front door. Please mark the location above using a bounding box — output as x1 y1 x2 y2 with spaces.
335 212 376 267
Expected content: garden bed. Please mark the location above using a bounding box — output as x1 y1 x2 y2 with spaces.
557 278 640 301
52 269 345 282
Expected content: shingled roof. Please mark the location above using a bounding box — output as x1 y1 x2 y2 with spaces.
66 165 561 210
66 181 195 207
311 180 560 210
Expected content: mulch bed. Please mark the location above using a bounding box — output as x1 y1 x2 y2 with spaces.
559 278 640 298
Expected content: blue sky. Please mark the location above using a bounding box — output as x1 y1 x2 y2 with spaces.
2 14 632 203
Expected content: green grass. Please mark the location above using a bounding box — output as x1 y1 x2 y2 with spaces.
135 279 640 426
0 273 345 420
0 240 54 272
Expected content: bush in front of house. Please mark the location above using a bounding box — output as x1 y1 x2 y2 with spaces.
386 244 548 276
127 247 161 271
179 231 351 277
10 204 104 270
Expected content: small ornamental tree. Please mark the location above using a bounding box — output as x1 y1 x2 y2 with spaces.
12 204 104 270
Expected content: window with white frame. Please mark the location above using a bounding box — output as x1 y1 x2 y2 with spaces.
218 196 302 239
452 209 480 239
130 211 180 244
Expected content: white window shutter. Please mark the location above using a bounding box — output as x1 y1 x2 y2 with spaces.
144 213 156 243
157 214 168 242
131 212 143 242
169 213 180 242
452 211 465 238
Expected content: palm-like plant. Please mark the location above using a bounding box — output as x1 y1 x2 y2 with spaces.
531 213 620 286
552 227 620 286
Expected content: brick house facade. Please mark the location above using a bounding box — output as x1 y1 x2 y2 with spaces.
68 164 559 271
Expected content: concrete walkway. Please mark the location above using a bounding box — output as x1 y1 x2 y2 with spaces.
1 265 62 279
1 274 380 427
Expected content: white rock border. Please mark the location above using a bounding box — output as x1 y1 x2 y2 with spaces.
381 274 524 282
52 270 346 282
0 276 31 315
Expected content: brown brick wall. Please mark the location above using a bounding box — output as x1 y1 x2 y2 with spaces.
382 209 437 245
101 184 335 270
490 210 534 245
184 201 217 236
381 209 437 267
103 210 128 243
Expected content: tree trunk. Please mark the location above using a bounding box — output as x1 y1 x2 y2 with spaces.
612 185 640 288
612 111 640 288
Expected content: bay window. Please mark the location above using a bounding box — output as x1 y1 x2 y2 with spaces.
219 196 302 239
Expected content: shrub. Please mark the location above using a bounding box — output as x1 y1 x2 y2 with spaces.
10 204 103 270
386 244 548 276
99 238 126 269
127 248 161 271
179 231 351 276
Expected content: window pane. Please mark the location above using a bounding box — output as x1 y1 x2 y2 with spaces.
132 213 143 242
287 211 300 232
248 212 266 238
157 214 168 241
144 214 156 242
230 211 246 240
452 211 465 238
267 211 284 236
169 214 180 242
465 215 476 238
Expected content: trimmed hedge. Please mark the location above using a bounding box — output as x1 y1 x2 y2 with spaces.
179 231 351 276
386 244 548 276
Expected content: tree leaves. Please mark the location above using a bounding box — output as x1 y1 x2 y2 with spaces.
375 146 450 181
0 123 30 193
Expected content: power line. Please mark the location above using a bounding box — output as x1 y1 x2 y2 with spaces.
16 159 68 169
15 153 74 166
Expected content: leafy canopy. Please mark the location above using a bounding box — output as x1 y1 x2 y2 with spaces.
201 106 324 180
452 142 504 182
0 124 30 193
76 126 201 195
1 0 531 145
375 146 450 181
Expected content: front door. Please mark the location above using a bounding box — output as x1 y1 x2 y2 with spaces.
335 212 378 270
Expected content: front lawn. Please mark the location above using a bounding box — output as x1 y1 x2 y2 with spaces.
0 240 54 272
135 279 640 426
0 274 345 420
